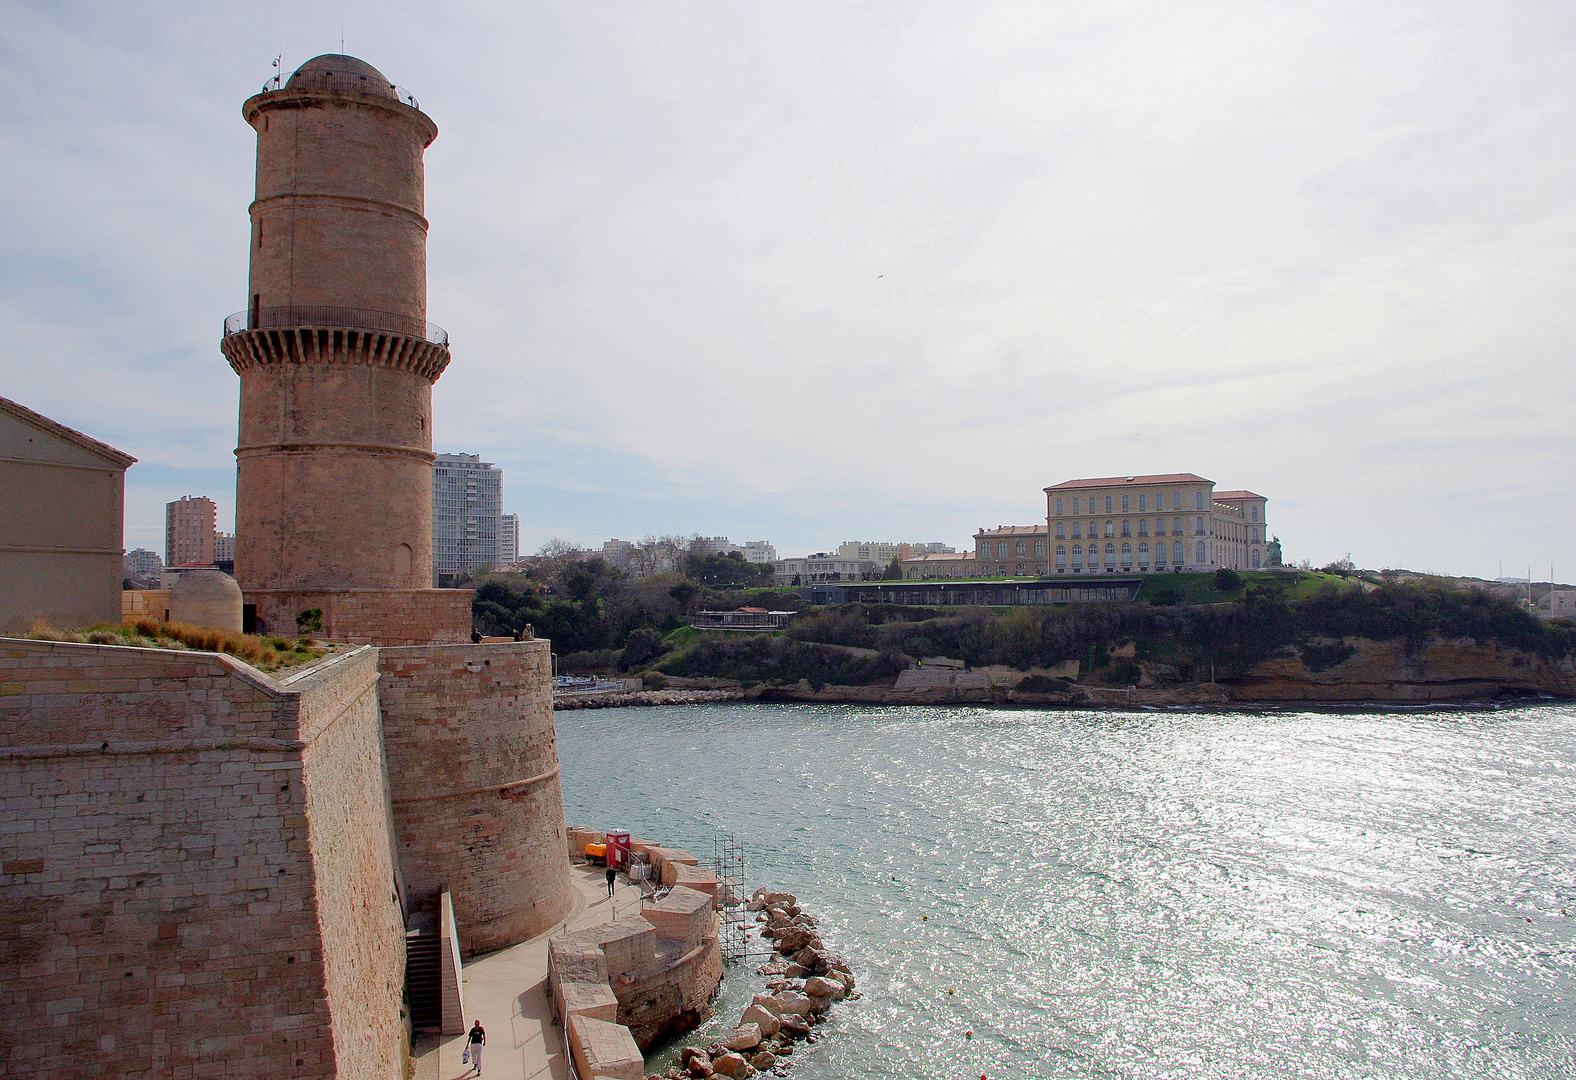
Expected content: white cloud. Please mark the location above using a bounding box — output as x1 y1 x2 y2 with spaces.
2 0 1574 575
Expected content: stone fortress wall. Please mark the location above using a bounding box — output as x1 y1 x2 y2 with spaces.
0 639 406 1080
379 639 574 954
245 587 472 645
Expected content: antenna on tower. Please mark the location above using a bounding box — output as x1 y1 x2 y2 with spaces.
341 27 345 51
270 54 281 91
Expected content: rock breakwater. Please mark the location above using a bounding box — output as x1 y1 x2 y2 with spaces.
555 688 746 710
655 888 856 1079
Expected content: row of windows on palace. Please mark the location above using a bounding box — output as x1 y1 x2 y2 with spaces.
1050 491 1262 520
1016 517 1265 545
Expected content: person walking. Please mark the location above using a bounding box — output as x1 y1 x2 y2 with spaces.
464 1020 485 1074
605 865 617 898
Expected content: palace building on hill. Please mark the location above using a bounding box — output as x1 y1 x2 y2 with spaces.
899 473 1272 580
1044 474 1267 575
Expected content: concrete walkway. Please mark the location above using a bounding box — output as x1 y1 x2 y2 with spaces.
413 865 651 1080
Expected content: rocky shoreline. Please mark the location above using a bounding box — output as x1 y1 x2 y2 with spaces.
558 636 1576 710
555 688 747 710
656 888 854 1079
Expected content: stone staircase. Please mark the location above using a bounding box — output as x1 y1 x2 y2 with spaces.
406 931 442 1033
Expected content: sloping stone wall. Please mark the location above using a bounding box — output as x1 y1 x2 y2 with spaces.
0 640 405 1079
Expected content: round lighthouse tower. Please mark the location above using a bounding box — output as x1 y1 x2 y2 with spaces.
222 55 469 643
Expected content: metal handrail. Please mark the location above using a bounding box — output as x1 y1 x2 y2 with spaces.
224 306 448 346
260 72 420 110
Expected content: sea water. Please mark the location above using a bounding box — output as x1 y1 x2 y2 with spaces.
555 703 1576 1078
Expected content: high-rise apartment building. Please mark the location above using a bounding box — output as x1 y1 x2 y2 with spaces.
432 453 503 576
165 496 216 567
499 514 519 565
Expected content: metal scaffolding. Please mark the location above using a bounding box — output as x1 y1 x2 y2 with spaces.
710 832 749 963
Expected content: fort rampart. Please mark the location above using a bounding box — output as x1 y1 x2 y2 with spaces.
379 639 575 954
0 639 405 1079
245 587 472 645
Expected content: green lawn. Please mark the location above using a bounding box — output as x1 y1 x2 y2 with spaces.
1133 570 1358 605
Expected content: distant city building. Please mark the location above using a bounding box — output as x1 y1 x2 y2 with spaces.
838 541 954 563
432 453 503 576
499 514 518 565
773 553 881 585
602 539 638 567
742 541 777 564
1043 474 1267 575
1537 589 1576 621
214 532 235 563
692 536 744 558
165 496 217 567
1 396 136 634
900 550 979 579
124 548 164 582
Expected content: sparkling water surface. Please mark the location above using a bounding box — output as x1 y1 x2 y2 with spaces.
555 703 1576 1079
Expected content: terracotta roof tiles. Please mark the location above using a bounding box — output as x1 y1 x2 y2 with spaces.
1043 473 1211 491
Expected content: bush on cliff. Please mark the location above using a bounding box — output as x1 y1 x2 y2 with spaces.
767 584 1573 682
660 634 906 690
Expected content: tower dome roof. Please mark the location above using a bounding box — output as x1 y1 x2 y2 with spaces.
287 54 396 98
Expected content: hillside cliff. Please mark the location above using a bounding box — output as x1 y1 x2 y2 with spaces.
1228 636 1575 703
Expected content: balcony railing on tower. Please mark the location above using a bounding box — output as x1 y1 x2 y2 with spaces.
260 72 420 110
224 306 448 347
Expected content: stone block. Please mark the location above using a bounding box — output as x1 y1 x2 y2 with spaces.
559 981 619 1024
640 886 713 949
567 1014 644 1080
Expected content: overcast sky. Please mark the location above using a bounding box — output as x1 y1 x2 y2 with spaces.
3 1 1574 577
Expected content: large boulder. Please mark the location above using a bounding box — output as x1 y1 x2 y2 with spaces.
773 927 817 954
819 952 852 975
725 1024 762 1052
773 992 814 1016
803 976 843 999
710 1051 750 1077
741 1004 780 1037
778 1013 812 1036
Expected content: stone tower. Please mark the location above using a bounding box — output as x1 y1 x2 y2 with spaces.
222 54 470 643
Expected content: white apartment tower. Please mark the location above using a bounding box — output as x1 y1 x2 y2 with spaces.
431 453 504 576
